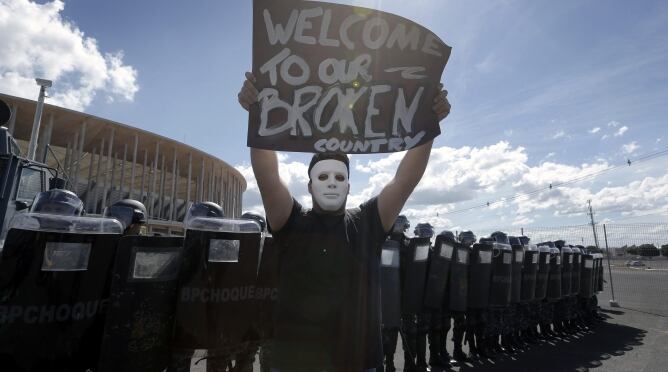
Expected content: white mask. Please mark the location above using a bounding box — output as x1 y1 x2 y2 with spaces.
309 159 349 212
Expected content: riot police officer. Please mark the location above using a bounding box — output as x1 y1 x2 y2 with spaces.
171 201 229 372
382 215 410 372
448 231 474 363
401 222 433 372
487 231 514 354
103 199 147 235
426 230 456 369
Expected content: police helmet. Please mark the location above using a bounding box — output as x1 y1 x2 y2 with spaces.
185 201 224 224
241 211 267 232
458 230 476 246
490 231 510 245
104 199 147 230
30 189 84 216
518 235 531 245
437 230 456 241
414 222 434 239
554 240 566 249
508 236 522 246
392 215 410 234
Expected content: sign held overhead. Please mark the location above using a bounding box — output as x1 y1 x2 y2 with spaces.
249 0 451 154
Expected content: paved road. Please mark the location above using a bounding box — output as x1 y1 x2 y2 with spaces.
189 265 668 371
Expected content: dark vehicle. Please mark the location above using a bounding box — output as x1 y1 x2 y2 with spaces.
0 126 61 247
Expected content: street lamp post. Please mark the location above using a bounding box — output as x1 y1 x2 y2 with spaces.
27 78 52 161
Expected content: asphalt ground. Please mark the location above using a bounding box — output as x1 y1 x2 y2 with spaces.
189 263 668 371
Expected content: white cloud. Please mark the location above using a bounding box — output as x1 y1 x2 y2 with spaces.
622 141 640 154
607 120 621 128
552 130 568 139
0 0 139 111
614 126 629 137
589 127 601 134
239 141 668 234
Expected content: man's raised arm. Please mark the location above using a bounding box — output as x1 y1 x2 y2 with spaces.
239 72 293 231
377 85 450 232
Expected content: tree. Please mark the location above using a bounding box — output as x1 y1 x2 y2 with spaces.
638 244 660 257
626 245 638 255
661 244 668 257
586 245 602 253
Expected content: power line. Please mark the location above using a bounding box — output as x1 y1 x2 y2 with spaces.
442 146 668 216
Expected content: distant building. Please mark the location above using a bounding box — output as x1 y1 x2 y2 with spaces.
1 93 246 235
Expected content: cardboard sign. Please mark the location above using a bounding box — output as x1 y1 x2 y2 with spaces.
249 0 451 153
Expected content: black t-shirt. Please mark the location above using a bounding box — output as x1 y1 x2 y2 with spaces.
270 197 387 371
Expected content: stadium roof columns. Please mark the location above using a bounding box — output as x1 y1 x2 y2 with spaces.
0 93 246 235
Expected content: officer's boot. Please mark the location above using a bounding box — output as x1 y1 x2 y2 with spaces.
465 330 479 359
416 333 430 371
439 328 452 363
384 353 396 372
428 330 448 368
451 328 469 364
501 333 515 354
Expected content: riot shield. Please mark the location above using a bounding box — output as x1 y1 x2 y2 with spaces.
172 217 262 359
520 244 539 302
535 245 551 301
546 247 562 302
0 213 122 371
570 247 581 295
380 239 401 328
256 235 280 341
423 235 455 310
560 246 573 297
595 254 604 292
579 253 594 298
449 245 470 312
489 242 512 307
468 242 493 309
98 236 184 372
402 237 431 314
509 238 524 303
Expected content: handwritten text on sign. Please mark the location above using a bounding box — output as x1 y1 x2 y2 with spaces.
249 0 451 153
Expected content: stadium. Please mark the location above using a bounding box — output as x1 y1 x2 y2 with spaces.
0 92 246 236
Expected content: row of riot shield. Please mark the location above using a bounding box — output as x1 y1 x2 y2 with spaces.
0 212 275 372
379 233 605 325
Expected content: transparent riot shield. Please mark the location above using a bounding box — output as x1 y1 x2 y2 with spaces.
401 237 431 315
423 235 455 310
98 236 184 372
489 242 512 307
520 244 539 302
468 242 493 309
0 213 122 372
449 245 470 313
380 239 401 328
171 217 262 363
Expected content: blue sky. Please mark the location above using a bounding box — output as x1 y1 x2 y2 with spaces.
1 0 667 236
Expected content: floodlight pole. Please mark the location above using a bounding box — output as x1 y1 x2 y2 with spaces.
28 78 52 161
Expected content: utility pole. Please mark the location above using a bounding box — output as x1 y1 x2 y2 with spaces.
588 199 600 249
28 78 52 161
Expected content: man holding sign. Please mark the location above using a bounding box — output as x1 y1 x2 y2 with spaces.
239 1 451 371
